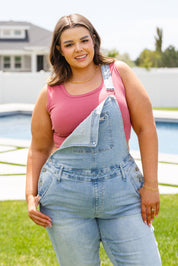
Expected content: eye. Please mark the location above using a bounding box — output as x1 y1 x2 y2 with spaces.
65 43 73 47
82 39 89 43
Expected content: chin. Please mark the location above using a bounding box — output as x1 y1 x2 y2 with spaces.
72 60 94 69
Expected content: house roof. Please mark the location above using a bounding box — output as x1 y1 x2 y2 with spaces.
0 21 52 51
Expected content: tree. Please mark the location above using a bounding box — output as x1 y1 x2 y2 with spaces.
107 27 178 68
106 49 134 67
135 49 152 69
117 53 135 67
162 45 178 67
135 49 162 69
135 27 164 68
107 49 119 58
154 27 163 53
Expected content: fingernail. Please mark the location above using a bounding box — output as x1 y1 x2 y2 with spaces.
148 223 152 227
48 224 52 228
151 219 153 222
155 214 157 217
144 221 147 225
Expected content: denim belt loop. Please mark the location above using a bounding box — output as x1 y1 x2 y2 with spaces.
120 164 126 182
57 165 64 182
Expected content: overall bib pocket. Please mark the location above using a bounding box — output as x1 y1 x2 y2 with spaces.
72 111 113 154
97 111 113 151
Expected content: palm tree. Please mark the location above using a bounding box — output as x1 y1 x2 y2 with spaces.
154 27 163 53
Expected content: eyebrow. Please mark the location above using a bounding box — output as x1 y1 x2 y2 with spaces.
63 35 89 44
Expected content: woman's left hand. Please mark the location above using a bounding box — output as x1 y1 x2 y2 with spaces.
138 187 160 226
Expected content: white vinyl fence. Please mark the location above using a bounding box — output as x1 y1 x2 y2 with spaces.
0 68 178 107
133 68 178 108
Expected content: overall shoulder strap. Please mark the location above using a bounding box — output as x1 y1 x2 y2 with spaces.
101 64 115 91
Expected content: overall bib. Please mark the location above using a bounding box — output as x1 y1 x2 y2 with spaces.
38 65 161 266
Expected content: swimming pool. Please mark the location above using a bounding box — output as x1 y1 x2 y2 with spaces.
0 114 178 155
130 122 178 155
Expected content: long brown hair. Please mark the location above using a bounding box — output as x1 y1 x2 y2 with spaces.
48 13 114 86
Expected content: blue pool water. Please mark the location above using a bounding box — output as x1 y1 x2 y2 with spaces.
130 121 178 155
0 114 32 140
0 114 178 155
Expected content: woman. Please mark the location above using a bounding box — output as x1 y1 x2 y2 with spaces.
26 13 162 265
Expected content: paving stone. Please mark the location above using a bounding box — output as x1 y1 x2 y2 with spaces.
0 163 26 175
0 140 177 200
131 150 178 164
0 148 28 165
0 138 30 147
0 175 26 200
159 185 178 194
0 145 16 152
158 163 178 185
132 154 178 186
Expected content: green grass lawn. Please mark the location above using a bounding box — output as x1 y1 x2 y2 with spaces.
0 194 177 266
153 107 178 111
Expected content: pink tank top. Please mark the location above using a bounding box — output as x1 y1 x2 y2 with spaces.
47 62 131 147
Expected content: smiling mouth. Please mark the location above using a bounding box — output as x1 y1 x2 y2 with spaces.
75 54 87 59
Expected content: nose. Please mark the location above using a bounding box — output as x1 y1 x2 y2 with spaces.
75 42 82 52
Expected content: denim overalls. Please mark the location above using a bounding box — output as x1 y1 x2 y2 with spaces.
38 65 161 266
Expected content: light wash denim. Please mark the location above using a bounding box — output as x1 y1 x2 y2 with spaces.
38 65 162 266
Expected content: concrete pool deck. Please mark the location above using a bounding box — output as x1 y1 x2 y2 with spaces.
0 138 177 201
0 104 178 200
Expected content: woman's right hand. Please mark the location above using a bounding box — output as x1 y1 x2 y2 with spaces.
27 195 52 228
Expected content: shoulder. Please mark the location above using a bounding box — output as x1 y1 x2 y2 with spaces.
41 84 48 96
38 85 48 101
114 61 133 79
109 60 135 86
114 60 129 69
113 60 141 89
33 85 48 112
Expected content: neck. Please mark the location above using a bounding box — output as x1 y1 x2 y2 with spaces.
70 63 97 83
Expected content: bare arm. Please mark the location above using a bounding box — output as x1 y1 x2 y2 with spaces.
115 61 160 226
26 86 54 228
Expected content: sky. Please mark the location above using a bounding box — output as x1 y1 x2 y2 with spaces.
1 0 178 60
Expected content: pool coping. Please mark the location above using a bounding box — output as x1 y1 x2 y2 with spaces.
0 103 34 117
153 110 178 123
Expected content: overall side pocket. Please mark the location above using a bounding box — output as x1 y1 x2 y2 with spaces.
128 161 144 197
38 165 54 202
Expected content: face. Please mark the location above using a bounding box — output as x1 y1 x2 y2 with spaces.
58 26 95 69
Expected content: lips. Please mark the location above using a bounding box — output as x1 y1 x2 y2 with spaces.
75 54 87 60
